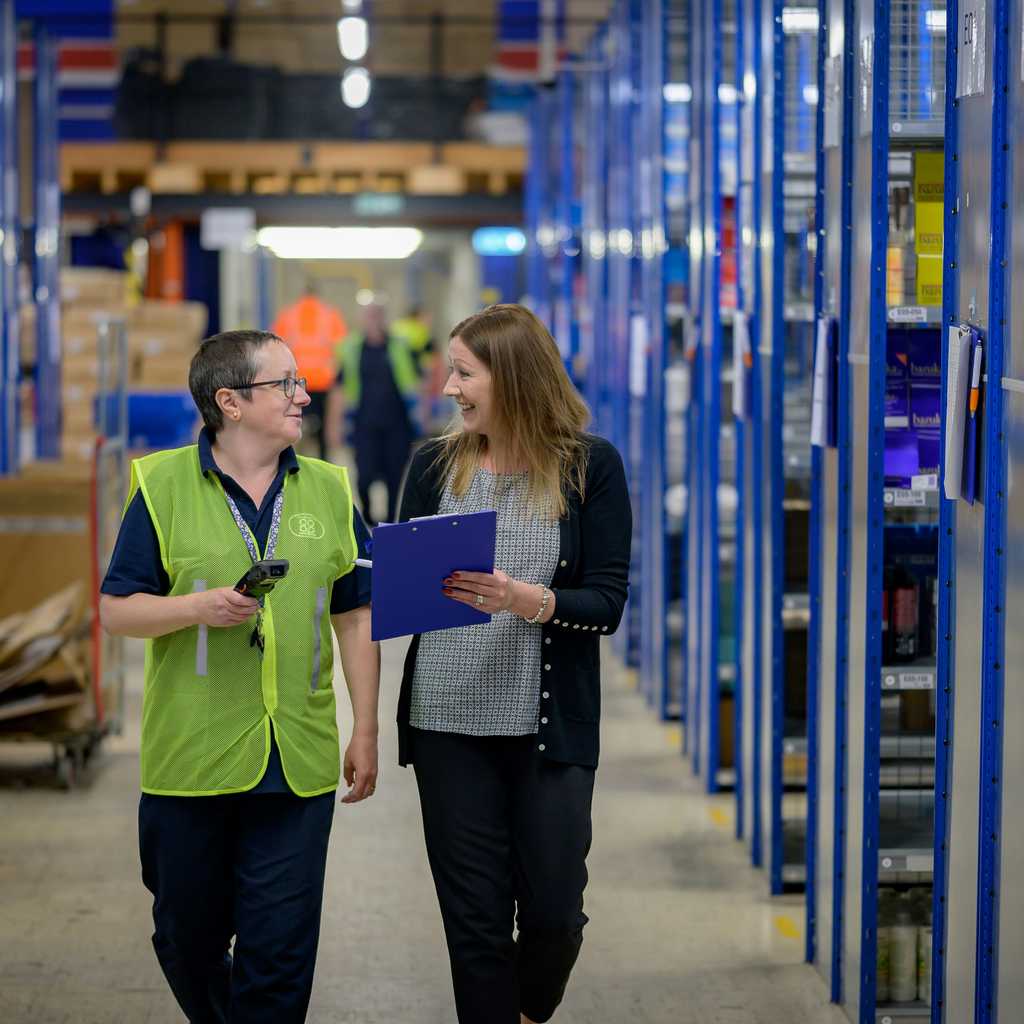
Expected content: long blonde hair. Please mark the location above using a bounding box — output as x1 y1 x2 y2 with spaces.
435 304 590 519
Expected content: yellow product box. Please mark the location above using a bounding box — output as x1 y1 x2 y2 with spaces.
917 255 943 306
915 201 944 255
914 151 944 204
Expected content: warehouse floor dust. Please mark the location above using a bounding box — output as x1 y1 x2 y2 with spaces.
0 639 846 1024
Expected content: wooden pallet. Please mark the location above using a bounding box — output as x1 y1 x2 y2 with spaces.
60 141 526 197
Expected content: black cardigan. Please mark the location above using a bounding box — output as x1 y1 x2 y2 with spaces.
395 433 632 769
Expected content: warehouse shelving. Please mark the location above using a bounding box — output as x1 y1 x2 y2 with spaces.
0 0 18 474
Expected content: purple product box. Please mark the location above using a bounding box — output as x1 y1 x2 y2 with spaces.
917 430 941 476
907 334 941 381
885 429 918 487
885 381 910 428
910 382 941 431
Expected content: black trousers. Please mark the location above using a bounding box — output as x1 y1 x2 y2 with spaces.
353 422 412 525
410 727 595 1024
139 790 335 1024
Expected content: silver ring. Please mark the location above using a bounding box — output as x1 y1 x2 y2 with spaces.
476 594 484 607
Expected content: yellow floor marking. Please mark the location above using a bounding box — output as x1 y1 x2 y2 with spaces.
774 915 801 940
709 807 731 829
665 727 683 748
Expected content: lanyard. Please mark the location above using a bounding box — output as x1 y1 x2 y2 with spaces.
222 487 285 655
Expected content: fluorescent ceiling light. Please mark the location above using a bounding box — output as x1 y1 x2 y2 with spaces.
663 82 692 103
337 17 368 61
342 0 362 10
257 227 423 260
781 7 819 33
341 66 371 108
925 9 947 32
718 83 738 104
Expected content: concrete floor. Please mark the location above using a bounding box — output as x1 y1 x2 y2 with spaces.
0 638 847 1024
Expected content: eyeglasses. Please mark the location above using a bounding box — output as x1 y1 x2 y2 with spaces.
231 376 308 400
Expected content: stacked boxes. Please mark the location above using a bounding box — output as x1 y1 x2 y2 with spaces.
914 152 943 307
55 269 205 460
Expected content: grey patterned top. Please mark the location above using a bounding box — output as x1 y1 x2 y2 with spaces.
409 467 560 736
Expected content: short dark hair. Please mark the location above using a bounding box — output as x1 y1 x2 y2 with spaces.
188 329 280 433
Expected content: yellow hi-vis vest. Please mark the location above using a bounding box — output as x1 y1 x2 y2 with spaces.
128 446 358 797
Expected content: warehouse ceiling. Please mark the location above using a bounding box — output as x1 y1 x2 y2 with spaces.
114 0 613 78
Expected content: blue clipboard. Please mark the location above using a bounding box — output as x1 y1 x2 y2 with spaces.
369 510 497 641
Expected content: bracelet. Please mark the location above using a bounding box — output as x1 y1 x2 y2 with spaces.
525 586 550 625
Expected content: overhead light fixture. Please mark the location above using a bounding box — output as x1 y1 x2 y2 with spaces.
718 83 738 104
663 82 692 103
472 227 527 256
925 9 947 32
337 16 369 61
781 7 819 33
341 66 371 109
257 227 423 260
341 0 362 10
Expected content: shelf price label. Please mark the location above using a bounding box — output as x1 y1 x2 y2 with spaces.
885 488 928 508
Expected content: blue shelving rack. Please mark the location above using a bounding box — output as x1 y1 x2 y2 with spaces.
0 0 19 475
937 0 1015 1019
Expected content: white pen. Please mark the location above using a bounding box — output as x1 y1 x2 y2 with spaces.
354 558 373 569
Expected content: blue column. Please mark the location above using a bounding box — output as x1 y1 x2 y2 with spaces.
34 25 61 459
0 0 19 474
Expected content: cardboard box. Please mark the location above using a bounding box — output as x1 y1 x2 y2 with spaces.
62 398 96 434
916 254 943 306
914 151 944 205
134 353 192 390
19 304 36 365
132 299 208 339
128 327 200 362
60 431 98 463
915 201 943 255
60 268 128 307
0 469 93 621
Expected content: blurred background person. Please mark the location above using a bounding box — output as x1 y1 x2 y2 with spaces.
331 303 419 525
271 280 347 461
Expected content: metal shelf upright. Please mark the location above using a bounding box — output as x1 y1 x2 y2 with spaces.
638 0 692 721
33 25 60 460
0 0 19 475
605 0 643 668
687 0 739 792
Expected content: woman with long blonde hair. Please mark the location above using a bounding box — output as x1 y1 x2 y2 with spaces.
396 304 632 1023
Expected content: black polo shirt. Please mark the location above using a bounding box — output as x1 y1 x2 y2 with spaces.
102 427 372 793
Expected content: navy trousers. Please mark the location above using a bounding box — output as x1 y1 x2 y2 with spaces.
353 422 412 525
139 790 335 1024
410 728 595 1024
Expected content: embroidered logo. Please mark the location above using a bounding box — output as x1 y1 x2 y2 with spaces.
288 512 325 540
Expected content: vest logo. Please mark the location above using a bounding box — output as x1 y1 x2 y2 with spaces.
289 513 325 540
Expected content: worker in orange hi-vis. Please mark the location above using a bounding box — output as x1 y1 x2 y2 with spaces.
271 282 348 461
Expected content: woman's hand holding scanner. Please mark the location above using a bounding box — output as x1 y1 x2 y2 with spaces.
193 587 261 628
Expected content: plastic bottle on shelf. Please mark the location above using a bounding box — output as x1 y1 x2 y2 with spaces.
890 895 919 1003
876 889 892 1004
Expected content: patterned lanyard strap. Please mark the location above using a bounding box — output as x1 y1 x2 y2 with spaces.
222 488 285 655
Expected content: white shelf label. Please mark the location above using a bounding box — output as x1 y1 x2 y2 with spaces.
957 0 988 98
912 474 939 492
889 305 928 324
899 672 935 690
885 488 927 508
